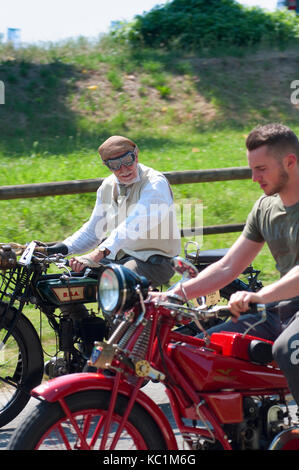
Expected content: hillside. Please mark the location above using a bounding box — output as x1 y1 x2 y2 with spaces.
0 39 298 158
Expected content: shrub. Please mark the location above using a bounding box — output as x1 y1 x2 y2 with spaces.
128 0 299 51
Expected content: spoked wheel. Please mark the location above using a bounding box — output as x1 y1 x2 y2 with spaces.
8 390 167 450
0 318 31 427
0 305 44 427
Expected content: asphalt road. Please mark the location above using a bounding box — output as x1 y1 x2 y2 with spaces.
0 381 298 450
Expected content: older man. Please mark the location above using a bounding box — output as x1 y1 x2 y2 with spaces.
49 135 181 287
43 135 180 358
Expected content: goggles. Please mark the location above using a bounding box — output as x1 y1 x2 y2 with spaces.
104 151 136 171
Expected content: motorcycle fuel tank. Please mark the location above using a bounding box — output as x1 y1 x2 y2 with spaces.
167 332 287 392
36 274 98 306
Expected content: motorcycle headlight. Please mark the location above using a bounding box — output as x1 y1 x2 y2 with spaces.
98 263 149 315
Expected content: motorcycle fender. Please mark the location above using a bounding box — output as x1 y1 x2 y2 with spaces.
32 373 178 450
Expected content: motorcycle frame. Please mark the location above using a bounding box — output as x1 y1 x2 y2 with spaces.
30 301 289 451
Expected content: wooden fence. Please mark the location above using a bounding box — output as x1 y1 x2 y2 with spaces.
0 166 252 235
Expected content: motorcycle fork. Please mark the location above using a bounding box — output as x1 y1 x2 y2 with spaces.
57 371 145 450
100 372 145 450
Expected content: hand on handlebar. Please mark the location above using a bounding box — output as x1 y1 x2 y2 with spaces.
69 249 106 273
228 291 264 322
149 291 168 301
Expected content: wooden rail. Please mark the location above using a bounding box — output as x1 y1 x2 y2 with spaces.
0 167 252 235
0 167 251 200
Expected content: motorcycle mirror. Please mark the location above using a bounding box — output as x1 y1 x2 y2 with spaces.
171 256 199 279
184 240 200 259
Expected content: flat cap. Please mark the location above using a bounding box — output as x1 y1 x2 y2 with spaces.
98 135 138 160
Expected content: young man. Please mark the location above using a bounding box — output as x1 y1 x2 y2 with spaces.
161 123 299 405
49 135 181 288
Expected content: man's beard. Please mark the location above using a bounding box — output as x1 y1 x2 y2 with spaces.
264 168 289 195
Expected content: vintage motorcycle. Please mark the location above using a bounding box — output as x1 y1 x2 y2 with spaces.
0 241 107 428
7 260 296 451
0 239 262 429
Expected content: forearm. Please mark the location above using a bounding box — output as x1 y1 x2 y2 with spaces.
253 265 299 304
63 188 108 255
171 235 264 301
172 260 239 300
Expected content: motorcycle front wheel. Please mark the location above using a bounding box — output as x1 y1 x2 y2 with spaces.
0 304 44 427
8 390 168 450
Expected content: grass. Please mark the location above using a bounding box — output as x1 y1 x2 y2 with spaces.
0 127 282 283
0 35 298 288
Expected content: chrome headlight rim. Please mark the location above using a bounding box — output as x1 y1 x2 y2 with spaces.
97 263 149 316
98 264 127 315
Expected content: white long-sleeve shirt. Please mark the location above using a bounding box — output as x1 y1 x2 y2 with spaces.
63 164 180 260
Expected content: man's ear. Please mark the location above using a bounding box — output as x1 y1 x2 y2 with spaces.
285 153 297 170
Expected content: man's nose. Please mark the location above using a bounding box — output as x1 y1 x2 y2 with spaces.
251 170 259 182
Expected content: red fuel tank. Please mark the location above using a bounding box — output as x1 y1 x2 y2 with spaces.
167 332 287 392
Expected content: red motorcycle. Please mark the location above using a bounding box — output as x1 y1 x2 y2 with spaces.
7 261 297 450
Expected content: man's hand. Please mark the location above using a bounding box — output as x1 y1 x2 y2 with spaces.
228 291 264 322
148 291 169 303
69 248 106 273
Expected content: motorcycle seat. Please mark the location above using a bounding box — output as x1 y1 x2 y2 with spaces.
186 249 253 275
248 339 273 365
187 249 229 264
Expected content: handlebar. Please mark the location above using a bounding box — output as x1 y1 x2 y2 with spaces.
154 297 266 335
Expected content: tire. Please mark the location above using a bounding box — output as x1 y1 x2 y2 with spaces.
8 390 168 450
269 427 299 450
0 303 44 427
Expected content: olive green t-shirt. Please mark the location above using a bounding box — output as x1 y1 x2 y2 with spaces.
243 194 299 277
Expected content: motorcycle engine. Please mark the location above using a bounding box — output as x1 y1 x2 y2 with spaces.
44 357 69 379
225 397 285 450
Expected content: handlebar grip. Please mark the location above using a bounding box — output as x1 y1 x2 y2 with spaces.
46 242 69 256
248 302 258 314
223 302 260 319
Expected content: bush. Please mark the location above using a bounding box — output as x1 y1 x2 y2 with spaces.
128 0 299 51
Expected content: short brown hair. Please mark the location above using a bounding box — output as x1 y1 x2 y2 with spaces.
246 123 299 158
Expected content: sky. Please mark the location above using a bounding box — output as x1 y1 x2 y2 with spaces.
0 0 279 45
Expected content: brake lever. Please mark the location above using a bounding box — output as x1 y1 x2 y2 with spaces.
242 303 266 337
56 257 92 279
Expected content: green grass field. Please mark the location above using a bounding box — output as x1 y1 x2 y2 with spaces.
0 37 298 285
